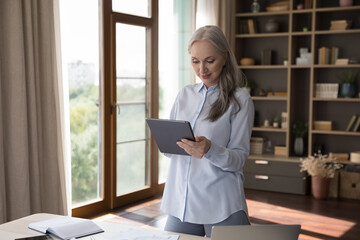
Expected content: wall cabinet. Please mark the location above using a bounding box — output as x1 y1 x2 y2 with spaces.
235 0 360 193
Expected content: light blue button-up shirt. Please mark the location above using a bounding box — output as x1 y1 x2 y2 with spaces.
160 83 254 224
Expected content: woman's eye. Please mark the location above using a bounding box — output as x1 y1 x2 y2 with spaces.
192 60 200 64
207 60 215 64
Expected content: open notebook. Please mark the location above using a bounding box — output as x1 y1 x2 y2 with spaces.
28 216 104 240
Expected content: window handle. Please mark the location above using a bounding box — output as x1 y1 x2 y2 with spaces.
111 101 120 115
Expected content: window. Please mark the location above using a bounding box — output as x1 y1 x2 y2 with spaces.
59 0 102 207
59 0 194 217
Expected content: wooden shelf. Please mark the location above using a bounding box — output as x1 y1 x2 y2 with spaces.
235 32 289 38
313 98 360 102
314 64 360 68
290 65 312 69
248 154 300 162
311 130 360 136
315 5 360 12
315 29 360 35
253 127 287 133
252 96 288 101
235 11 290 17
291 31 312 36
235 0 360 159
239 65 288 69
292 9 313 14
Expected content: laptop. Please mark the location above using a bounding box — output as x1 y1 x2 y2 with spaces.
211 224 301 240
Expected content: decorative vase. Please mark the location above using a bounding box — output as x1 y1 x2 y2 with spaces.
294 137 304 156
340 83 357 98
312 176 330 199
265 19 279 33
251 0 260 13
339 0 353 7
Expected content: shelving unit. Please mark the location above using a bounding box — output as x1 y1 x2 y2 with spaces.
234 0 360 194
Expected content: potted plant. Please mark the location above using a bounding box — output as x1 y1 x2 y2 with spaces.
283 57 288 66
241 78 256 96
293 121 308 156
338 71 358 98
300 152 342 199
273 117 279 128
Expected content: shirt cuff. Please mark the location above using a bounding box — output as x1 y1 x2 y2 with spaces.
204 141 221 160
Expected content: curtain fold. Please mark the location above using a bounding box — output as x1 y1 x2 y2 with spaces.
0 0 68 223
196 0 219 29
195 0 235 46
218 0 235 47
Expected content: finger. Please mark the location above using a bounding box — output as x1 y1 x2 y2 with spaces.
176 141 185 149
181 138 196 146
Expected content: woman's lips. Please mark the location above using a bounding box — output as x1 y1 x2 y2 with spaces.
201 73 211 79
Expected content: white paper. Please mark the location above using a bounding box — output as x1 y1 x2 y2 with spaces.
94 227 179 240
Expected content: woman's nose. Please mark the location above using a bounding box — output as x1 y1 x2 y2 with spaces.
199 63 207 74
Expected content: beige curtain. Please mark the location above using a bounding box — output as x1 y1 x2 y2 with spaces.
218 0 235 47
0 0 69 223
195 0 235 46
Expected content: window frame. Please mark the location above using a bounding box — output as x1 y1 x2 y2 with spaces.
72 0 162 218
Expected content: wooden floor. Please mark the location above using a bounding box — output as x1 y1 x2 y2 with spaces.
94 189 360 240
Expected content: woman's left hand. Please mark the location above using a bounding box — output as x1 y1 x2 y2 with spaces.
177 136 211 158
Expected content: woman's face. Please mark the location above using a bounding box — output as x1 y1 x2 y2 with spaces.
190 40 227 88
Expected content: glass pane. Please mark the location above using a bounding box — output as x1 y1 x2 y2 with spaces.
59 0 102 206
117 104 146 143
116 23 148 195
117 78 145 102
117 141 147 195
112 0 151 18
116 24 146 78
158 0 193 183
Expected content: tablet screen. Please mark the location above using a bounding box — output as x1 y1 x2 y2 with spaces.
146 118 195 155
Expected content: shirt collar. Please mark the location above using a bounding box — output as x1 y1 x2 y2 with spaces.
196 83 218 92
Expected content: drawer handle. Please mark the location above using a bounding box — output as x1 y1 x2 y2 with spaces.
255 175 269 180
255 160 269 165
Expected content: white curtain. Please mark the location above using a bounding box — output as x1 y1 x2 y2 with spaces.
0 0 69 223
196 0 219 29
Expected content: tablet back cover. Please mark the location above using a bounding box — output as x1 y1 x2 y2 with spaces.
146 118 195 155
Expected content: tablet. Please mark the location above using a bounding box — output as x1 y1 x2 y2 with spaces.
146 118 195 155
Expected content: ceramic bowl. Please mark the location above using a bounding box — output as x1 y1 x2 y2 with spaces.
240 58 255 66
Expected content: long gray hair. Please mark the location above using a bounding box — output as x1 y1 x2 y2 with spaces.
188 25 243 122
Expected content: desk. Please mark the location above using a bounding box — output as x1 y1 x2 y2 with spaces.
0 213 205 240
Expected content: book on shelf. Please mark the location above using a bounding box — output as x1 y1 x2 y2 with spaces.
318 47 329 64
239 19 249 34
345 115 357 132
330 47 339 65
261 50 272 65
305 0 313 9
335 58 349 65
28 216 104 240
239 19 258 34
248 19 258 34
353 117 360 132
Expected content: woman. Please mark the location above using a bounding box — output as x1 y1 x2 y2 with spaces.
161 25 254 237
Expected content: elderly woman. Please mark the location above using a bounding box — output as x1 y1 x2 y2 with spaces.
161 25 254 237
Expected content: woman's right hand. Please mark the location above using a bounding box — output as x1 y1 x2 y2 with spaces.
177 136 211 159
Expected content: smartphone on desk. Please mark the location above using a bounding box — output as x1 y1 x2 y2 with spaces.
15 235 52 240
